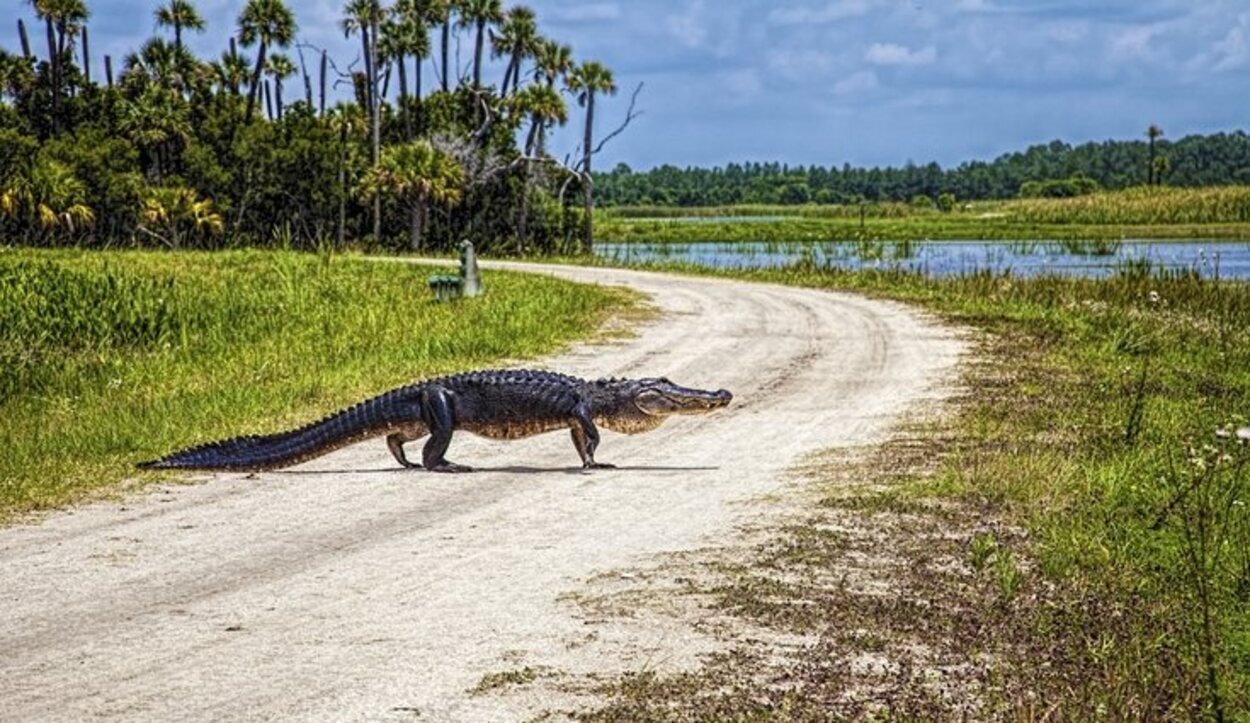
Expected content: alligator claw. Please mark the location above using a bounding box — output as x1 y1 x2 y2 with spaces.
430 462 474 473
584 462 616 470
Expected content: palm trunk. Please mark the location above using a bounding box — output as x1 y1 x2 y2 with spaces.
319 50 327 115
245 39 267 119
501 53 516 96
414 54 422 99
337 123 347 247
409 202 421 250
174 24 182 51
369 14 381 243
440 20 449 90
1148 139 1156 186
81 26 90 85
397 55 410 139
518 161 529 254
275 79 284 119
264 79 273 120
524 117 539 156
17 19 31 60
45 19 58 131
104 54 113 87
582 91 596 252
359 29 372 113
473 20 484 87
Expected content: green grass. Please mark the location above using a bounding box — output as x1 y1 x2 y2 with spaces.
597 186 1250 242
578 255 1250 717
0 248 636 520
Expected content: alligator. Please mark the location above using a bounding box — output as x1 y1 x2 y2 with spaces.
139 369 733 473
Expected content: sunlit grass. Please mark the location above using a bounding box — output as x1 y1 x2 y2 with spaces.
0 248 636 519
584 253 1250 716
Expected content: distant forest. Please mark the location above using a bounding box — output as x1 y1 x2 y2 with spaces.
594 131 1250 206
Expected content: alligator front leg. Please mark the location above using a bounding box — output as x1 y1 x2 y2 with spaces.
572 404 615 470
419 386 474 473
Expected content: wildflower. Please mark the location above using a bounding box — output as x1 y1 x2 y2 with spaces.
1237 427 1250 442
1148 290 1160 305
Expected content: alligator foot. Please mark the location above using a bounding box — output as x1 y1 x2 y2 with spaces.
584 462 616 470
429 462 474 473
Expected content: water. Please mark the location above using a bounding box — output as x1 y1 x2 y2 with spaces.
595 240 1250 279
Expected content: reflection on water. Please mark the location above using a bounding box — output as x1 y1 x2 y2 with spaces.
595 240 1250 279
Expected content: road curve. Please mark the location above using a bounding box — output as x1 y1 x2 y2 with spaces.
0 263 964 721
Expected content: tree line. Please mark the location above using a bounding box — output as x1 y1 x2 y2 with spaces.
0 0 628 252
595 129 1250 207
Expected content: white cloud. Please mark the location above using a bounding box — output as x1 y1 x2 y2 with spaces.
720 69 763 102
832 69 878 95
1109 25 1161 61
768 0 874 26
667 0 708 49
547 3 623 23
767 49 836 80
865 43 937 66
1212 13 1250 71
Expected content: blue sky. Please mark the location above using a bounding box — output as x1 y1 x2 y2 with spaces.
13 0 1250 169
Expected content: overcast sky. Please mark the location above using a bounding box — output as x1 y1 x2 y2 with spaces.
15 0 1250 170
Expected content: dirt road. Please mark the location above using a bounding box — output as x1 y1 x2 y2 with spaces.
0 264 963 721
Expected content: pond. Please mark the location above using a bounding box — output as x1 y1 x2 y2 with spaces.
594 240 1250 279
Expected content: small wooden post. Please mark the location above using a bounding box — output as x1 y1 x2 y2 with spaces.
459 240 483 297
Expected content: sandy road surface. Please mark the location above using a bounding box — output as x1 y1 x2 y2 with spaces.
0 263 963 721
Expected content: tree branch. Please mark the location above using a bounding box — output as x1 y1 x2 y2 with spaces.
590 82 643 157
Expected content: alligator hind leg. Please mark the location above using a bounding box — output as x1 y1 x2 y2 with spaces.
420 386 473 473
387 424 427 469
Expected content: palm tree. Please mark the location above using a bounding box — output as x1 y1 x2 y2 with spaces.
238 0 296 120
358 139 464 250
534 38 572 90
138 185 223 247
456 0 501 88
265 52 295 118
154 0 205 52
491 5 536 97
210 49 250 96
392 0 432 99
422 0 452 91
513 82 565 157
0 50 37 102
28 0 89 129
326 103 365 246
511 84 566 251
0 157 95 241
119 86 191 179
121 37 196 94
341 0 384 239
1146 124 1164 186
566 60 616 251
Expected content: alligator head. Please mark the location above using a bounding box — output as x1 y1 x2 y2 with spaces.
591 377 733 434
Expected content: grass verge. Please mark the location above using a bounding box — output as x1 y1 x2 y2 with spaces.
565 258 1250 718
0 248 637 521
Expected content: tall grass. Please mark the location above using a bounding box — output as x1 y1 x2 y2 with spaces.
594 253 1250 715
999 186 1250 225
0 249 635 519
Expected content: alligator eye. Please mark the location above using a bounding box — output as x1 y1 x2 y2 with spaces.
659 377 672 385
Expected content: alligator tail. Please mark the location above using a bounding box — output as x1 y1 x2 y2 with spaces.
137 388 413 472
